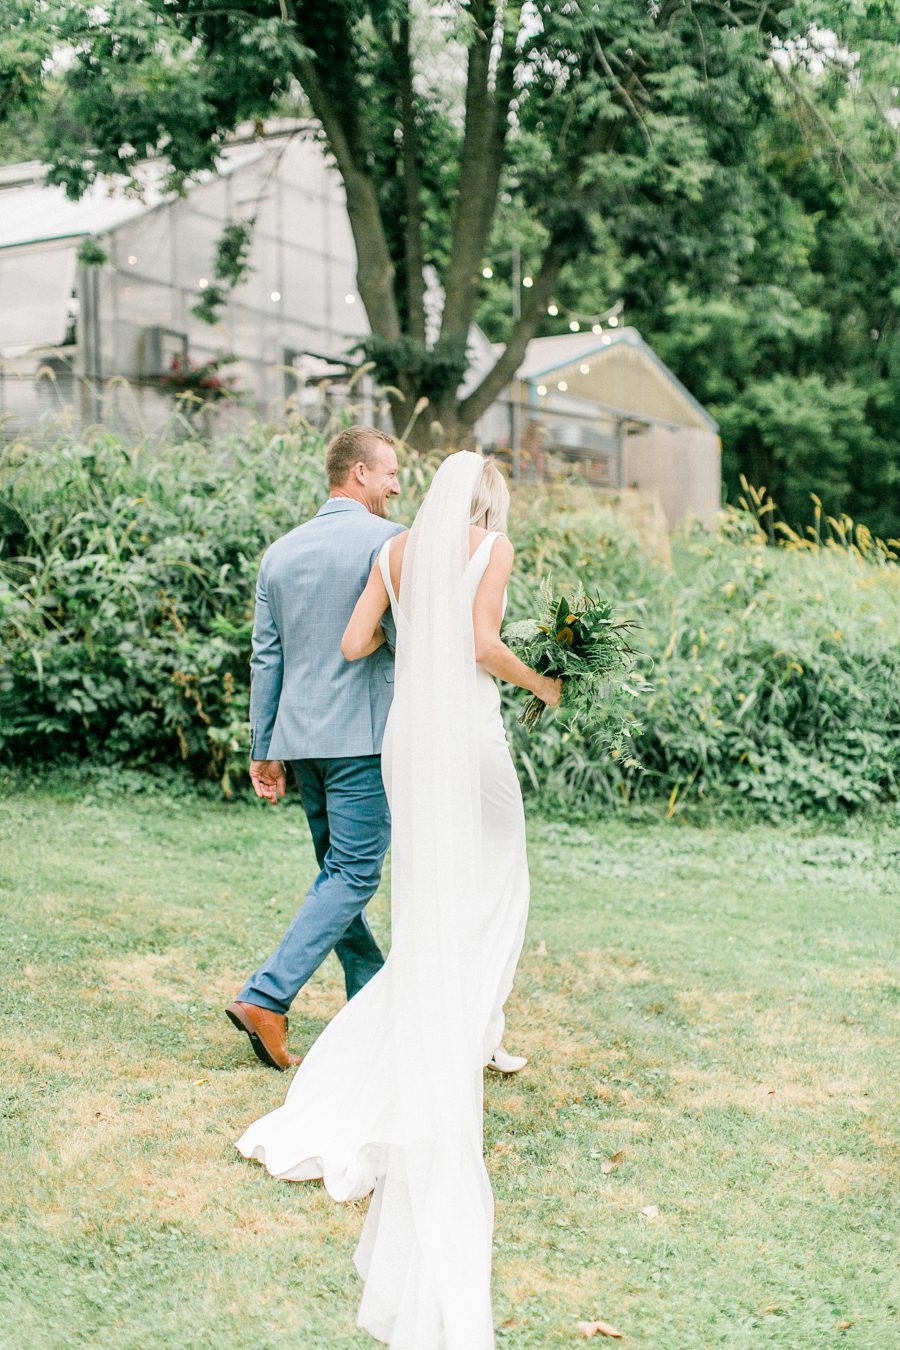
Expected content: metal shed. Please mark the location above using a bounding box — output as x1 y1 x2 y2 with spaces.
470 327 721 525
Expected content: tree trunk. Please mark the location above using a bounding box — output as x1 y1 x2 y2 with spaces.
393 15 427 346
436 2 516 350
295 52 402 345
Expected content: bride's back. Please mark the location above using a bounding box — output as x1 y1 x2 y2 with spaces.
385 523 494 605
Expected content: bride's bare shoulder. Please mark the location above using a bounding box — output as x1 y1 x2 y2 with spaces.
468 524 489 556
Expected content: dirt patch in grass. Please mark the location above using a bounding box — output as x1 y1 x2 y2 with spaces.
820 1155 885 1198
100 950 195 1000
667 1063 876 1114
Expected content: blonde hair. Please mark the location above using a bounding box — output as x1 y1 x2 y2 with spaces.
469 458 510 532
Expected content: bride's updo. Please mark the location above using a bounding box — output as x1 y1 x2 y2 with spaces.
469 457 510 533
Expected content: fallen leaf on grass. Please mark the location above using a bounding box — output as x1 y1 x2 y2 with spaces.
640 1204 659 1219
500 1318 520 1329
191 1078 208 1086
601 1149 625 1175
577 1319 623 1338
836 1321 853 1331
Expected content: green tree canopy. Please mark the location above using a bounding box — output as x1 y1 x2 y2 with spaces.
1 1 897 530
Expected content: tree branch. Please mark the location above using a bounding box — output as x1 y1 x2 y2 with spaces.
392 14 427 345
293 46 402 342
455 236 567 430
594 36 652 149
439 1 518 345
774 63 900 254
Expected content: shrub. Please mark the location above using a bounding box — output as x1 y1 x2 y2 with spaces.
1 425 897 818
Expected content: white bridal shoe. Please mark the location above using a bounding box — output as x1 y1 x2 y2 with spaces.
487 1046 528 1074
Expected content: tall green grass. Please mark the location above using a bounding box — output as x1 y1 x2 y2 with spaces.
1 423 897 817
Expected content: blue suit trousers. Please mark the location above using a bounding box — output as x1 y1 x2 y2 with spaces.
237 756 389 1014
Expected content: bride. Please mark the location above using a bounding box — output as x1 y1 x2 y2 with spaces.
236 451 562 1347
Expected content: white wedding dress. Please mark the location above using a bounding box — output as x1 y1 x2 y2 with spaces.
236 453 530 1348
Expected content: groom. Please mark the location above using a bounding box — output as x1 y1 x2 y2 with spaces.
226 425 404 1069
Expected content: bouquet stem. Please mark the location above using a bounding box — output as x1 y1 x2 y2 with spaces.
519 696 546 728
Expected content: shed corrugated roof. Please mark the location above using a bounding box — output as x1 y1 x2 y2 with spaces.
499 328 717 431
511 327 637 377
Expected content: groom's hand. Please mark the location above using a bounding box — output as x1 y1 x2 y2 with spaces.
249 759 287 804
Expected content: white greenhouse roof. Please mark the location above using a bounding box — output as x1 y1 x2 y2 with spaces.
0 143 267 251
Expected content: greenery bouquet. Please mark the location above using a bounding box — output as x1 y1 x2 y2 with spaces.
504 587 649 763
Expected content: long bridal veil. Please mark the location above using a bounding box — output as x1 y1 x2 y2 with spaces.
355 449 495 1347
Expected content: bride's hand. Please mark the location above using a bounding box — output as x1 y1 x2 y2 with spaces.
538 676 564 707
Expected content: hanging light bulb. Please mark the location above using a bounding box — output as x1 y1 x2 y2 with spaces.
569 320 580 332
482 266 493 279
523 275 534 288
579 363 590 374
558 380 568 391
547 304 558 316
592 323 602 335
537 384 548 396
270 291 281 302
608 314 619 327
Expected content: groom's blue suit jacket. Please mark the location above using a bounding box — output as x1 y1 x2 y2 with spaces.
249 498 404 761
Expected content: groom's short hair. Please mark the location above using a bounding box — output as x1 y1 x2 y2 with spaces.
326 426 397 487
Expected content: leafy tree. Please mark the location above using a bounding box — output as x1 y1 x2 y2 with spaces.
0 0 814 447
644 16 900 538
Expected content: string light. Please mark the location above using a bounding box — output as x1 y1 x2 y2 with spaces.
270 291 281 302
536 384 547 396
558 380 568 391
198 278 208 289
477 251 624 327
128 255 137 266
579 363 590 374
345 293 356 304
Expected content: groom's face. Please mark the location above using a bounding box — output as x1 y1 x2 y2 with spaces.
361 442 401 518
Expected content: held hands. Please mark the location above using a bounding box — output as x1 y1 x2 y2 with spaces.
249 759 287 804
538 676 564 708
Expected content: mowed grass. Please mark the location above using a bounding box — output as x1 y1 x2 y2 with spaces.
0 786 897 1350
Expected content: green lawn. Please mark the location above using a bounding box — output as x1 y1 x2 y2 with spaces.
0 786 897 1349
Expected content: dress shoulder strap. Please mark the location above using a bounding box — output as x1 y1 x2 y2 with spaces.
467 530 500 569
465 531 503 597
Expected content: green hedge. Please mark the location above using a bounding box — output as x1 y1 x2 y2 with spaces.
1 425 898 818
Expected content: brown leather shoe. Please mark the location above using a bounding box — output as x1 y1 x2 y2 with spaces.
225 1000 302 1071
